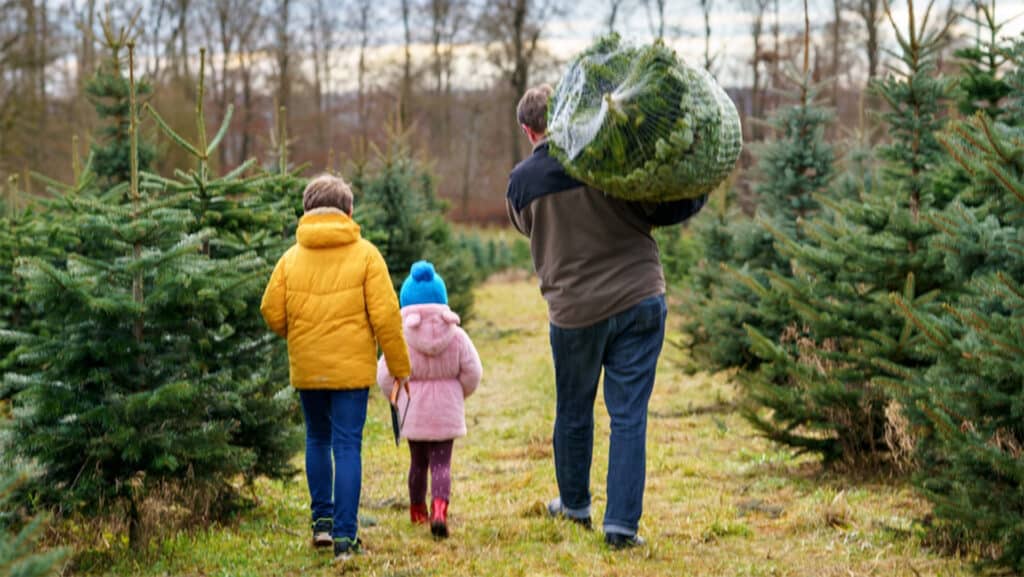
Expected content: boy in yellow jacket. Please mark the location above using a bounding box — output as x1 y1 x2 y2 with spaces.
261 174 411 560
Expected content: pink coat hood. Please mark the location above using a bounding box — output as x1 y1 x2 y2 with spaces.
377 304 482 441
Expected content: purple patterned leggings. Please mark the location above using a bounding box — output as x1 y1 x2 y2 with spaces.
408 439 454 503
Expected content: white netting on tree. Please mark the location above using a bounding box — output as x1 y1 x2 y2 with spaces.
548 35 743 201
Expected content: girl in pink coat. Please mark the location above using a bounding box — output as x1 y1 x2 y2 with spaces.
377 261 482 539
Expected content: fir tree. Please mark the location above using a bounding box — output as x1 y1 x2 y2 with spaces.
684 8 835 372
0 470 65 577
4 44 290 551
740 0 956 466
354 128 477 319
139 49 302 484
889 35 1024 570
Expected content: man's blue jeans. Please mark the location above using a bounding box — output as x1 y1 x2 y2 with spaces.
299 388 369 541
549 294 667 537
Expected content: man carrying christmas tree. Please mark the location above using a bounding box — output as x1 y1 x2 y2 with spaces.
261 175 411 560
505 85 707 549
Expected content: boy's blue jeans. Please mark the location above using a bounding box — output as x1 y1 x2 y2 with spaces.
299 388 369 541
549 294 667 537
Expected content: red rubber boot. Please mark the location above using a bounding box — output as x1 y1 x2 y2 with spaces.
430 498 449 539
410 502 429 525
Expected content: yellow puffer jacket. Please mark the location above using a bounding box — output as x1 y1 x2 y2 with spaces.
260 209 411 390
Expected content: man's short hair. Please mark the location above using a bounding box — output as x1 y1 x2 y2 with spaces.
303 174 354 213
517 84 553 134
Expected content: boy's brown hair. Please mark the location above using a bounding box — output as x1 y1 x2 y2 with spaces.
302 174 354 214
517 84 553 134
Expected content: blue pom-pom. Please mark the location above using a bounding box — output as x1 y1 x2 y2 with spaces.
411 261 435 282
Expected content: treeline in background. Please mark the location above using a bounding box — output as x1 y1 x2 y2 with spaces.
0 0 1004 221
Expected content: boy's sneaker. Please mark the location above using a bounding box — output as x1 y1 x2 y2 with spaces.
546 497 593 530
605 532 646 550
430 498 449 539
333 537 362 561
311 518 333 548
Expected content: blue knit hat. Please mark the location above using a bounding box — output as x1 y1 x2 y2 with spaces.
399 261 448 307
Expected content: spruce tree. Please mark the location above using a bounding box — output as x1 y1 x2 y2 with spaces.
85 19 155 192
5 45 290 551
889 35 1024 570
741 0 955 466
684 11 835 372
354 129 477 319
952 0 1013 121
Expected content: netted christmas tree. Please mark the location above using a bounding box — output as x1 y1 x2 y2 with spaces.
0 469 65 577
547 33 742 201
5 44 297 551
887 34 1024 571
740 0 956 466
684 20 835 372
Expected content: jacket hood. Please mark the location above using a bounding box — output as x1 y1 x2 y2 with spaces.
401 304 460 356
296 210 361 248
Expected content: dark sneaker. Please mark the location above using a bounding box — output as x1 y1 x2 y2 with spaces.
546 497 592 530
333 537 362 561
605 532 646 550
311 518 333 548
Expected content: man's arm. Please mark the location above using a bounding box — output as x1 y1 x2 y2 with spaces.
640 195 709 227
506 179 533 237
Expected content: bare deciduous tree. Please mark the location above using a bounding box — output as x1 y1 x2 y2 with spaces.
311 0 340 151
854 0 883 79
478 0 565 164
400 0 413 125
428 0 470 95
274 0 292 123
236 0 265 161
828 0 853 104
700 0 715 71
350 0 374 144
606 0 630 34
643 0 666 40
746 0 771 137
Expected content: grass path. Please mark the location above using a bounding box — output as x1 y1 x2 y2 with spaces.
80 278 970 576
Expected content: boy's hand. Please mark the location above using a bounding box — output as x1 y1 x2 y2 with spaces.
389 377 411 406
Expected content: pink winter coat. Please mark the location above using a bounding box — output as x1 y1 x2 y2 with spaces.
377 304 482 441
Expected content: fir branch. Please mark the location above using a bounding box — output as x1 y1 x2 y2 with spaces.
890 292 950 347
722 263 770 299
983 160 1024 203
936 133 977 176
207 104 234 158
222 158 257 182
144 104 202 159
978 113 1014 164
995 271 1024 302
